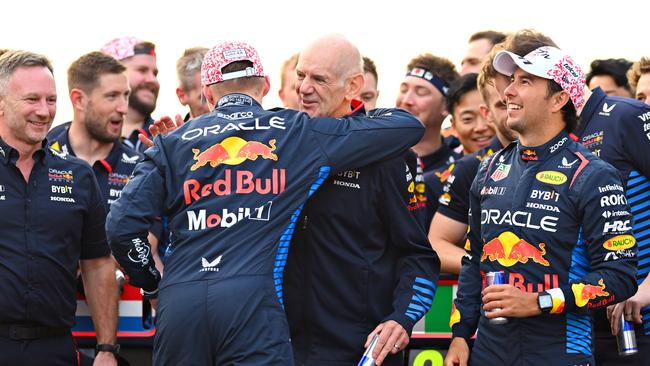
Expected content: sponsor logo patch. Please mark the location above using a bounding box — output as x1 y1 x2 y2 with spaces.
603 235 635 250
536 171 567 185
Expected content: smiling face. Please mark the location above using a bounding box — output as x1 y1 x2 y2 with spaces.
122 54 159 116
451 89 495 153
395 76 447 129
503 68 555 135
0 66 57 147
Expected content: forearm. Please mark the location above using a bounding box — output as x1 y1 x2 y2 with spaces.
431 239 466 274
81 256 118 344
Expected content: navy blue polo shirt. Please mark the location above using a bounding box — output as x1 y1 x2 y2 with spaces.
437 137 503 224
0 138 109 328
48 122 142 208
122 116 154 153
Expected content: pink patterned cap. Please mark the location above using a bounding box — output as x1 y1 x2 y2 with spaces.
100 37 155 61
493 46 586 109
201 41 265 86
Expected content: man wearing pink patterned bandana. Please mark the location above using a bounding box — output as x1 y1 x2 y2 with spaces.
101 36 160 153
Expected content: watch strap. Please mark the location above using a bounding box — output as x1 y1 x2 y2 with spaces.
96 343 120 355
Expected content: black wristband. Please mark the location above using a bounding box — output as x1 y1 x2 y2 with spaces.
95 343 120 355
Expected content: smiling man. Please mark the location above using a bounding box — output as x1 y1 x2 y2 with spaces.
444 45 638 366
101 37 160 153
0 50 118 366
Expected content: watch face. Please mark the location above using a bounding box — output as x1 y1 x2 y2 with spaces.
539 294 553 309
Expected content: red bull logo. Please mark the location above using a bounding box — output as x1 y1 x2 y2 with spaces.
572 278 610 307
183 169 286 204
521 149 538 161
190 137 278 171
481 231 550 267
435 164 455 183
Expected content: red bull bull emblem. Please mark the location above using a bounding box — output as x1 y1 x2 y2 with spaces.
190 137 278 171
481 231 550 267
490 163 511 182
520 149 538 161
572 278 610 307
435 164 455 183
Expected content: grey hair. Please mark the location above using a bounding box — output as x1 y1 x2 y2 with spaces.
0 50 53 95
176 47 208 91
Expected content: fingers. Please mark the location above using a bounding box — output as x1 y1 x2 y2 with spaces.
373 321 406 366
444 338 469 366
174 114 185 128
610 302 624 335
365 323 384 348
374 329 403 365
138 133 154 149
626 297 644 324
481 284 509 295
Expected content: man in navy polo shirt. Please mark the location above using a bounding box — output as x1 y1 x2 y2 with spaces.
0 50 118 365
48 52 163 273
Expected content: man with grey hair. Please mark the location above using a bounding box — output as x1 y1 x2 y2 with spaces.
176 47 210 121
0 50 118 365
284 34 439 366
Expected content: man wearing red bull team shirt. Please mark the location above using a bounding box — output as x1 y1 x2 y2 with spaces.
106 41 425 365
444 44 638 366
282 34 439 366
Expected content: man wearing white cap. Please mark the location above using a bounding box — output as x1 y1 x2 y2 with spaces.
444 44 638 366
491 30 650 366
106 40 425 365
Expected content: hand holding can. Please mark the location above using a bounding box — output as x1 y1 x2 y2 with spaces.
617 315 638 356
486 271 508 325
357 334 379 366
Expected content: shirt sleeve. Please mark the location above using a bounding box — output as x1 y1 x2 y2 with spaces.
105 137 167 291
80 169 111 259
450 156 492 341
308 108 424 173
620 103 650 178
378 156 441 333
553 161 638 313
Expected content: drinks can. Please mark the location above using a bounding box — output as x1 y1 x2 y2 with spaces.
486 271 508 325
357 334 380 366
617 316 638 356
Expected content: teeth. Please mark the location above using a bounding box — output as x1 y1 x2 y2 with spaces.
508 104 522 110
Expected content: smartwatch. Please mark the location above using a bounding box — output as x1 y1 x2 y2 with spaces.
95 343 120 356
537 291 553 313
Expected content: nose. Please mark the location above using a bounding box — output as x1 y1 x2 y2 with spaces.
297 77 313 96
145 70 159 87
35 98 51 119
504 81 516 100
117 95 128 114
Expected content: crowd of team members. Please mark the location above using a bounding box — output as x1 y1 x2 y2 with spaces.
0 28 649 366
